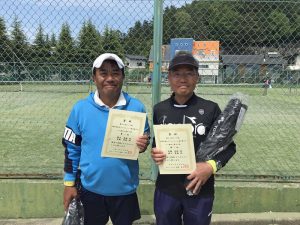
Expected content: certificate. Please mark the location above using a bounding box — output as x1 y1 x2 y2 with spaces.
154 124 196 174
101 109 146 160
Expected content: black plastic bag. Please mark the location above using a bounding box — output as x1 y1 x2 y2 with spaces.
185 93 248 196
196 93 248 162
62 198 84 225
62 169 84 225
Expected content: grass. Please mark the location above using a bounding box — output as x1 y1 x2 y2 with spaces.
0 83 299 181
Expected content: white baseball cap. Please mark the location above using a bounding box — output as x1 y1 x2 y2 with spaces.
92 53 125 70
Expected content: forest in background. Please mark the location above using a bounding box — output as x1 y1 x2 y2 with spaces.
0 1 299 81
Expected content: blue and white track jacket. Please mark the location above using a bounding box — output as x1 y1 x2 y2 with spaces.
62 91 150 196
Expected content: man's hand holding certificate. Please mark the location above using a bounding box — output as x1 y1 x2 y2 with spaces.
101 109 146 160
153 124 196 174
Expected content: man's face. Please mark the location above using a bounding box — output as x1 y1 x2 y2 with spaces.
168 65 199 98
93 60 124 99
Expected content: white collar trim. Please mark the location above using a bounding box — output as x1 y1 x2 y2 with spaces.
94 90 126 108
174 104 187 108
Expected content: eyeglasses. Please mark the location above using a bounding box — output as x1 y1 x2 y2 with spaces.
170 71 198 79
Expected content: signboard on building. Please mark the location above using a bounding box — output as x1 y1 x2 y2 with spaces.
170 38 194 60
192 41 220 83
192 41 219 61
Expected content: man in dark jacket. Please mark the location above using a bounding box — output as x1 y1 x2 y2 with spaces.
151 52 236 225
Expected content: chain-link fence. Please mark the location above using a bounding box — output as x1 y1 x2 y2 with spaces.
0 0 299 182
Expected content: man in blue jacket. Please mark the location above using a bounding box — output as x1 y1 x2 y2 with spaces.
62 53 150 225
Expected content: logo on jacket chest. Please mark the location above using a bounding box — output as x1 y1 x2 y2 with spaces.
183 115 206 135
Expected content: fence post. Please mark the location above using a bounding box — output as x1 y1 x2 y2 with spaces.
150 0 164 181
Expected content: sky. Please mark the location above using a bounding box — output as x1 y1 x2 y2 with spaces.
0 0 192 43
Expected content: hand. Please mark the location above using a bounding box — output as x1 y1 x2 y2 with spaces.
151 147 166 165
136 134 150 153
185 162 214 195
63 186 78 211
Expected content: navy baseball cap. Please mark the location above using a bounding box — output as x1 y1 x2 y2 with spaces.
168 52 199 71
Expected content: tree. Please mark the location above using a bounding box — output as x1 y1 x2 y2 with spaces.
34 24 46 47
9 17 29 81
32 24 51 63
173 10 193 38
205 3 243 52
49 33 57 47
124 21 142 55
124 20 153 57
77 20 102 64
10 17 28 62
56 23 75 80
30 25 53 80
266 10 292 45
163 6 179 43
43 33 58 67
293 15 300 44
0 17 10 62
56 23 75 64
102 26 124 58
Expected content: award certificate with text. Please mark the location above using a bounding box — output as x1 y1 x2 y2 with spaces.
154 124 196 174
101 109 146 160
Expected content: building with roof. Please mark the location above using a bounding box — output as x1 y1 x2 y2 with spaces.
149 42 221 83
193 41 220 83
125 55 147 69
286 53 300 84
149 39 220 83
148 45 171 82
148 45 171 73
148 39 289 84
221 52 287 83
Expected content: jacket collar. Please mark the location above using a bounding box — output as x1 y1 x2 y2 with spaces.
94 90 126 108
170 92 196 108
